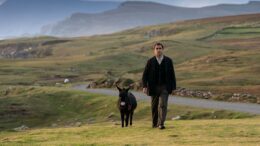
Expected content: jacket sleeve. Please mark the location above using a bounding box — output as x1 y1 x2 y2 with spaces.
169 59 177 90
142 59 150 88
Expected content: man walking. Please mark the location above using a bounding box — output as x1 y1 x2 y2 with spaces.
142 42 176 129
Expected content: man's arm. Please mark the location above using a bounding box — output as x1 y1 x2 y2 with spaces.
142 59 150 88
169 59 176 90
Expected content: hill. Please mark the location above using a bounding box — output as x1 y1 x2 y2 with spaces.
0 118 259 145
0 0 120 38
0 13 259 103
42 1 260 37
0 86 252 131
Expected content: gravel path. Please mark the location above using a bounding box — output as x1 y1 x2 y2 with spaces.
72 84 260 115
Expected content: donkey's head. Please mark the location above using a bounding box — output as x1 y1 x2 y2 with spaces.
116 84 130 106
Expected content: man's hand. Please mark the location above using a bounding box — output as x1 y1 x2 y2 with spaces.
143 88 147 94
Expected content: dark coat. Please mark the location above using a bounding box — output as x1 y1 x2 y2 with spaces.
142 55 176 96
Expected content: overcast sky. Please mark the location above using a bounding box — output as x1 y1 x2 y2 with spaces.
1 0 260 7
90 0 260 7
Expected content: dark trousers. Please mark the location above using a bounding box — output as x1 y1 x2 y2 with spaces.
151 85 169 127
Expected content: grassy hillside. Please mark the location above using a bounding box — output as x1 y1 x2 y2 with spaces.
0 86 258 145
0 86 253 131
0 13 260 102
0 119 259 146
0 14 260 146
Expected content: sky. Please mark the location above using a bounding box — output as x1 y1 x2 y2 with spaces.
91 0 260 7
0 0 260 7
0 0 5 5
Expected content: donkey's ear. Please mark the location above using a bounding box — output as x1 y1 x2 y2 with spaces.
116 84 122 91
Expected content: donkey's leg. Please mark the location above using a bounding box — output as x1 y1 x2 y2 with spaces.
130 111 133 126
120 111 125 128
125 112 129 127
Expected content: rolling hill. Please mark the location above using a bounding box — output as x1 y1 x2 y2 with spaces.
0 13 260 146
42 1 260 37
0 0 120 38
0 13 259 103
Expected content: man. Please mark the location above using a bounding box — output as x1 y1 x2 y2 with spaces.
142 42 176 130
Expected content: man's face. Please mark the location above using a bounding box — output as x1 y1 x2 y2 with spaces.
154 45 164 57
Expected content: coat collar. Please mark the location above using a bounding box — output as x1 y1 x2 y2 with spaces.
152 55 166 62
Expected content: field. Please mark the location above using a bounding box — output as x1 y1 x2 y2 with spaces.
1 86 254 131
0 86 259 146
0 119 260 146
0 14 260 101
0 14 260 145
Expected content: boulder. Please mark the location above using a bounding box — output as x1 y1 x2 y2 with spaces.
64 78 70 83
13 125 29 131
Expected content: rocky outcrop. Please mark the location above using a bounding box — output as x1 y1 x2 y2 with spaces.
87 77 139 90
13 125 29 131
88 78 259 104
229 93 258 103
173 87 213 99
0 42 52 58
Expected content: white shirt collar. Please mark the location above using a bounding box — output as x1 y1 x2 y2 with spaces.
156 55 164 65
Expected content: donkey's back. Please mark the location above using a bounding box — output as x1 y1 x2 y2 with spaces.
127 92 137 110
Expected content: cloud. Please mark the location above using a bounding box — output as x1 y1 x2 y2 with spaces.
0 0 6 5
2 0 260 7
167 0 258 7
89 0 260 7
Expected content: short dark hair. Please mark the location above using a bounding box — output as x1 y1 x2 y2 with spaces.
153 42 164 49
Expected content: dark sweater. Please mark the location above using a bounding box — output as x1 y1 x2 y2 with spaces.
154 58 167 86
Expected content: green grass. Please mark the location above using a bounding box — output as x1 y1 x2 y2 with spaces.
0 14 260 99
76 52 148 75
0 86 254 131
201 26 260 40
0 119 259 146
221 27 260 34
0 14 260 146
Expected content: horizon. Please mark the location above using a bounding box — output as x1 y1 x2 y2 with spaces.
1 0 260 39
1 0 260 7
86 0 260 8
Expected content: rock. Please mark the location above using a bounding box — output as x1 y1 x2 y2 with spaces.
64 78 70 83
231 93 242 102
107 112 115 119
75 122 82 127
171 116 181 120
88 82 97 88
13 125 29 131
203 93 209 99
145 29 161 38
257 97 260 104
55 83 62 86
208 91 212 96
87 117 95 124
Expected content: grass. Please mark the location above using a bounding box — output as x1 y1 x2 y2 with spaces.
0 119 259 146
0 13 260 146
203 26 260 40
0 14 260 100
0 86 255 131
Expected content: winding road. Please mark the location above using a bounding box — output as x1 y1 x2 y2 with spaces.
72 84 260 115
